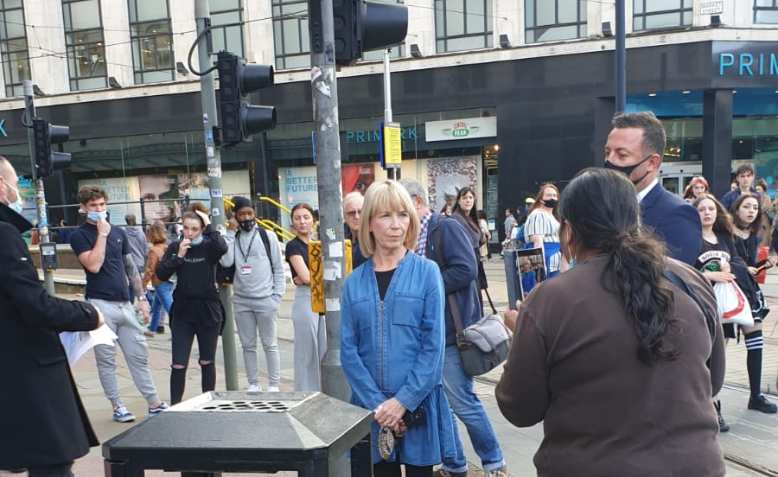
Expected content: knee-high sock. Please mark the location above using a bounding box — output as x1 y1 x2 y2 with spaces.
201 363 216 393
745 330 764 399
170 367 187 405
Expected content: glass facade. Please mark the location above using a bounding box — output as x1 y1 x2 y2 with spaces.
0 0 29 97
755 0 778 23
525 0 586 44
435 0 493 53
128 0 174 84
272 0 309 70
210 0 244 58
633 0 692 31
62 0 107 91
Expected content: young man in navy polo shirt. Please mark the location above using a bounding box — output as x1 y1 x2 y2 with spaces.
70 186 167 423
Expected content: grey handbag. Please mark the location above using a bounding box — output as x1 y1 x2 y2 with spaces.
448 291 513 377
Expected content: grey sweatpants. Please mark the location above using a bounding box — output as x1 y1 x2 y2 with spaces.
291 286 326 391
88 299 160 407
235 298 281 388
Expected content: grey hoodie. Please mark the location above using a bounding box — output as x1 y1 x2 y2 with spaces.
124 225 148 270
220 226 286 312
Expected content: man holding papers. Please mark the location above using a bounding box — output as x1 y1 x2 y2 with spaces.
0 157 103 477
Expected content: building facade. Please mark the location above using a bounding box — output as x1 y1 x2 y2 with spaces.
0 0 777 239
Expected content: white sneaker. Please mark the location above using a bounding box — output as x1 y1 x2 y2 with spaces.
246 384 261 392
268 386 280 392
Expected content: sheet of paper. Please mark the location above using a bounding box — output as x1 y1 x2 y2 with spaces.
60 324 118 366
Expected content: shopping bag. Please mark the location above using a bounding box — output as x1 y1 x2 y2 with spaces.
713 282 755 327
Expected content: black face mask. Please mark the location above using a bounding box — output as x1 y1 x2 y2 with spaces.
543 199 558 209
603 154 653 184
239 219 255 232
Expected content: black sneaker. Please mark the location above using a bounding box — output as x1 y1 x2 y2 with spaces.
748 394 778 414
714 400 730 433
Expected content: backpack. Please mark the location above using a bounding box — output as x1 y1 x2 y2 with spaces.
216 228 274 286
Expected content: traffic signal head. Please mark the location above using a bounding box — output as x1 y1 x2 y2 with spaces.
333 0 408 66
216 51 277 147
32 119 71 178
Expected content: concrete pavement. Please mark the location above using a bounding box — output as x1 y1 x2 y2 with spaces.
45 261 778 475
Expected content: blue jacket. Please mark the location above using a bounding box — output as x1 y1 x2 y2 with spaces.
641 183 702 266
720 188 759 212
424 213 481 345
341 252 457 466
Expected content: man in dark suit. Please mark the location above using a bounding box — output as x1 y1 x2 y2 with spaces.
604 112 702 265
0 157 103 477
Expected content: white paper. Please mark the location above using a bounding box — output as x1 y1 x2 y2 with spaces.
325 298 341 312
60 324 118 366
328 241 343 258
324 260 342 281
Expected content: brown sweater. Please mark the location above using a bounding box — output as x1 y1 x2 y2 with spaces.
143 243 167 288
496 255 726 477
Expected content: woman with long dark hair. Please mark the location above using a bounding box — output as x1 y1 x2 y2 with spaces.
285 203 327 391
156 203 228 404
451 187 490 296
497 169 726 477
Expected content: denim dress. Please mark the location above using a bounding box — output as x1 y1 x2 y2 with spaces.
341 252 458 466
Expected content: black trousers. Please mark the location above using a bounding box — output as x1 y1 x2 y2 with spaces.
170 315 221 403
373 462 433 477
26 463 74 477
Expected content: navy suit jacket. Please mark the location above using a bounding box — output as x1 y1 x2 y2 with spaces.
640 183 702 265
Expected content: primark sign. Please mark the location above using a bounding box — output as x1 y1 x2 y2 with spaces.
716 43 778 78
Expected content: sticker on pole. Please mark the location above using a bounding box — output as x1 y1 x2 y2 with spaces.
382 122 402 168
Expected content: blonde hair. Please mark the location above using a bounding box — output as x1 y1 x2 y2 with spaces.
358 180 420 257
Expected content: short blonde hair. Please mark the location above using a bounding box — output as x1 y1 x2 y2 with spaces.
359 180 420 257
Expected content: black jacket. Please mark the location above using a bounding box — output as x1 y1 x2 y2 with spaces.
0 203 100 469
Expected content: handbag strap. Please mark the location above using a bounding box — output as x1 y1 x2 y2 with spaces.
432 222 467 336
483 287 497 315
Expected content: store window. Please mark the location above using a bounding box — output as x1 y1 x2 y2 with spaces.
0 0 30 97
755 0 778 23
62 0 107 91
525 0 586 44
210 0 243 58
128 0 174 84
633 0 692 31
272 0 309 70
435 0 493 53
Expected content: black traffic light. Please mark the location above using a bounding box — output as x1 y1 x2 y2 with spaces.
332 0 408 66
216 51 277 147
32 119 70 178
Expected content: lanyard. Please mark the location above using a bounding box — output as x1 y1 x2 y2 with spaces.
237 229 258 262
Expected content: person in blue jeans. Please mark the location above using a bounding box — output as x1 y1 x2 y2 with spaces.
143 222 173 334
401 179 507 477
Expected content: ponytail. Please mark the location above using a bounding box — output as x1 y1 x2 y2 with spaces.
603 232 677 365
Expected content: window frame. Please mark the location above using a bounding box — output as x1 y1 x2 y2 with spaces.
128 0 174 84
632 0 692 32
272 0 310 70
210 0 244 58
754 0 778 23
434 0 493 54
524 0 586 44
62 0 107 91
0 0 31 97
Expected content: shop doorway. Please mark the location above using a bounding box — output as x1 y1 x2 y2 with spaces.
659 162 702 196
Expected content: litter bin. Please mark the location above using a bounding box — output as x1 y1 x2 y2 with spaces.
103 391 373 476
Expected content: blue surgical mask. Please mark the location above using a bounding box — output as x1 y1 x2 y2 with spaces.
5 182 22 214
190 235 204 246
87 211 107 222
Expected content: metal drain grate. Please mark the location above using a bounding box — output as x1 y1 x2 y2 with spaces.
196 400 291 412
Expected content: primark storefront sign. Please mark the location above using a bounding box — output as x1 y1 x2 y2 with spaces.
716 42 778 78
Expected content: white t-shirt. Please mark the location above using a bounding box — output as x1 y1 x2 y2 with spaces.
524 210 561 272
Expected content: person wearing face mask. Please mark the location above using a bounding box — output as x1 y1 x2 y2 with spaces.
156 203 228 404
524 183 566 280
604 112 702 265
71 186 167 423
0 158 106 477
220 196 285 392
497 168 726 477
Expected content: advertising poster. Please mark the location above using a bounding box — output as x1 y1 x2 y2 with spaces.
341 163 375 196
17 176 37 224
78 176 142 225
279 166 319 229
427 156 479 214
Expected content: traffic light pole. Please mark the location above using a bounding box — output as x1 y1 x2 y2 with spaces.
23 80 55 295
309 0 352 412
615 0 626 113
194 0 239 391
383 49 399 180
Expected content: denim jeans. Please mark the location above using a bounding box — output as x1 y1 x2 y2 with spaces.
149 281 173 332
441 345 505 473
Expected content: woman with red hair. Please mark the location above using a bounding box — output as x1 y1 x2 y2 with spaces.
683 176 709 202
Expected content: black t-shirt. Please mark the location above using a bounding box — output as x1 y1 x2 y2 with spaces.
375 268 396 301
695 233 735 273
285 237 309 279
734 233 759 267
156 227 226 306
70 223 130 302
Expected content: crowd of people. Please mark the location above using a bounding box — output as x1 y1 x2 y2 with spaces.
3 110 778 476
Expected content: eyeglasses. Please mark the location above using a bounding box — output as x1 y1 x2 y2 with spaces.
345 210 361 218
